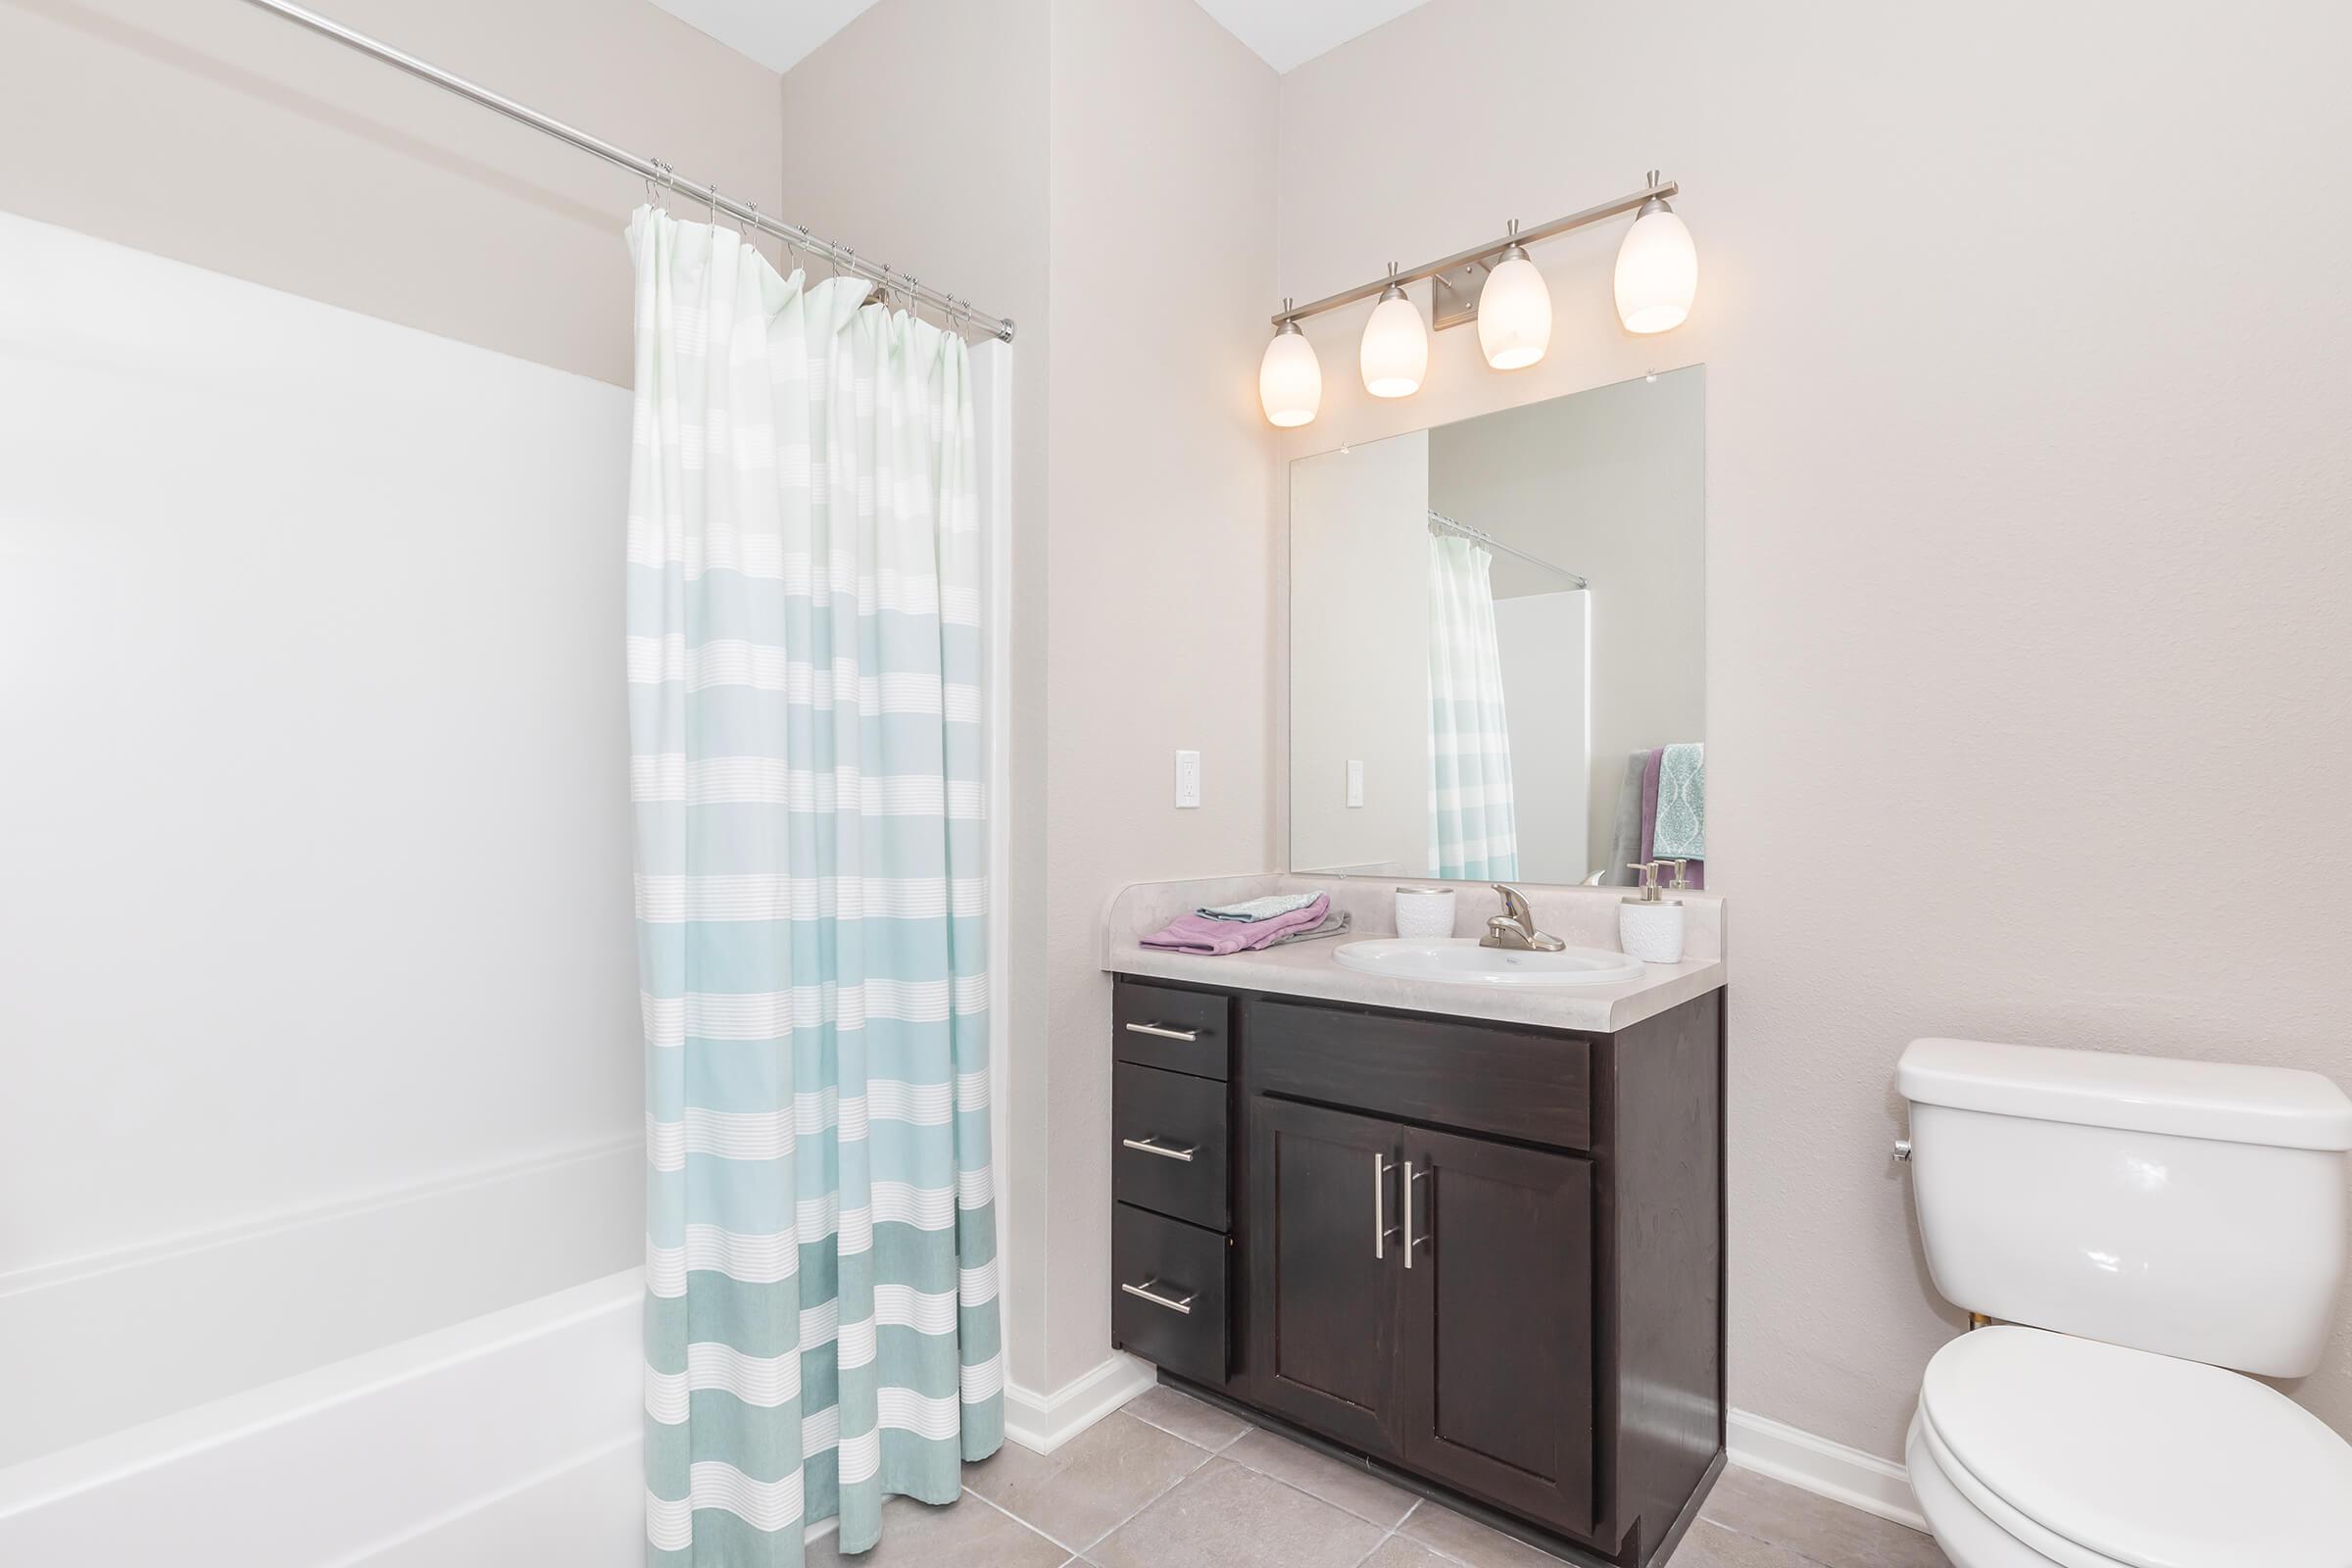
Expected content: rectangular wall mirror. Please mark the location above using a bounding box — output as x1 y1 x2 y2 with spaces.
1288 367 1705 888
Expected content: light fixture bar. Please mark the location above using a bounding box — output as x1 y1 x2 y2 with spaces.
1270 176 1678 328
234 0 1016 342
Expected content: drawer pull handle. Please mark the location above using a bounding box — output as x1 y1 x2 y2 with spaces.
1403 1161 1430 1269
1373 1152 1399 1260
1124 1021 1200 1042
1120 1279 1196 1316
1120 1136 1198 1163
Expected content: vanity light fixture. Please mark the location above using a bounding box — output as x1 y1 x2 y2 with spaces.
1358 264 1429 399
1476 220 1551 369
1613 170 1698 334
1259 172 1692 423
1258 302 1322 427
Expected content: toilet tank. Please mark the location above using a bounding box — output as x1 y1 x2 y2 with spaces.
1898 1038 2352 1377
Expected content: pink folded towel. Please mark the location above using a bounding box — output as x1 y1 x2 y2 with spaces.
1140 893 1331 956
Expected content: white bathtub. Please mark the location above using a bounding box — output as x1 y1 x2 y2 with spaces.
0 1137 644 1566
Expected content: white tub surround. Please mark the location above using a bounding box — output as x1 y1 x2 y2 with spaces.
0 1271 642 1568
1102 874 1723 1033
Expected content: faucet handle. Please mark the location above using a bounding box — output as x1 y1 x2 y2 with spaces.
1492 883 1531 919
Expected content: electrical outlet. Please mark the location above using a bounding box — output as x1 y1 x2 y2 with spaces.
1347 760 1364 808
1174 750 1200 808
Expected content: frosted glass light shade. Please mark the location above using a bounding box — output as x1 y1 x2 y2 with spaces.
1359 288 1428 398
1477 247 1551 369
1614 204 1697 334
1258 324 1321 427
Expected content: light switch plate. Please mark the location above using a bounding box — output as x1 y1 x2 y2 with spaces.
1347 760 1364 808
1174 750 1200 808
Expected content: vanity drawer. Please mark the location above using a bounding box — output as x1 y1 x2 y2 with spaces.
1249 998 1592 1152
1113 979 1231 1081
1113 1060 1230 1231
1112 1202 1228 1387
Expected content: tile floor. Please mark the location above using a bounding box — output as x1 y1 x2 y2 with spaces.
807 1386 1952 1568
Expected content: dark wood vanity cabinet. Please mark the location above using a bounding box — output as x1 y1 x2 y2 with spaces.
1109 975 1724 1568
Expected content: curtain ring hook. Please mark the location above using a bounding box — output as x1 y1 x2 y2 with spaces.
904 275 920 321
706 183 719 225
743 201 759 239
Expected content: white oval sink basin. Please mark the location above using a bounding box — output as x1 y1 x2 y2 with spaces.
1333 937 1646 988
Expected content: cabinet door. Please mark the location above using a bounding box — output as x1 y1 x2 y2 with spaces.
1247 1097 1403 1455
1396 1125 1596 1535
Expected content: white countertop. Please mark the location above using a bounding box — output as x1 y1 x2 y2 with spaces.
1101 874 1725 1035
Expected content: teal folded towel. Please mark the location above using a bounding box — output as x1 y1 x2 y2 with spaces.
1653 743 1705 859
1198 891 1323 923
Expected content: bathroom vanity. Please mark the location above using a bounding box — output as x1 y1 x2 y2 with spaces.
1102 879 1727 1568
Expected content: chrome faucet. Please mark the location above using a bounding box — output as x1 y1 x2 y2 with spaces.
1481 884 1565 952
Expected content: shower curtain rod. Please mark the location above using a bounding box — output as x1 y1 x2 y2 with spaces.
1428 510 1589 589
234 0 1016 342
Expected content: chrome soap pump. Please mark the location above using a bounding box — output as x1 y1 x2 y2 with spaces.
1617 859 1688 964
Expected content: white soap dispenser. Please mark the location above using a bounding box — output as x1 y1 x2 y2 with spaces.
1617 859 1687 964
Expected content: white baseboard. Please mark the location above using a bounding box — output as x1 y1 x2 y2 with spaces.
1003 1352 1156 1454
1727 1408 1927 1533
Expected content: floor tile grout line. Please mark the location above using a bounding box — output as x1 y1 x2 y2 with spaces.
987 1416 1222 1560
959 1484 1089 1559
1119 1399 1252 1455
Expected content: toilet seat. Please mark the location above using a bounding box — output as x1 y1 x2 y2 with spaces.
1918 1327 2352 1568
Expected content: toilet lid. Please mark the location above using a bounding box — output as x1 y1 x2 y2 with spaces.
1921 1327 2352 1568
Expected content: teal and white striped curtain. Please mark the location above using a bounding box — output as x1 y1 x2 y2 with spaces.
625 208 1002 1566
1427 532 1520 880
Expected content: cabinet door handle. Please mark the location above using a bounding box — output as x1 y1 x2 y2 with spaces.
1124 1021 1200 1042
1120 1136 1198 1162
1119 1279 1195 1315
1403 1161 1430 1268
1373 1153 1399 1259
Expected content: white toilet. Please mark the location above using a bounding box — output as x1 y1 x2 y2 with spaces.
1896 1037 2352 1568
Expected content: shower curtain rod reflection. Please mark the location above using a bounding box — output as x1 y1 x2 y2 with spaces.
234 0 1016 342
1428 511 1589 589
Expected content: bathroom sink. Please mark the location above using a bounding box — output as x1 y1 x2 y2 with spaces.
1333 937 1647 988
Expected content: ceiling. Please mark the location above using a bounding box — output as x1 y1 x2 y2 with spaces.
1191 0 1435 73
649 0 1436 76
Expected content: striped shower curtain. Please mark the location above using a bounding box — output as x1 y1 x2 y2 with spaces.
1427 532 1520 880
625 208 1002 1565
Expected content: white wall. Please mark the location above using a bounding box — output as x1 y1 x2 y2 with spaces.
1289 430 1430 876
1275 0 2352 1458
1493 592 1589 884
0 214 637 1284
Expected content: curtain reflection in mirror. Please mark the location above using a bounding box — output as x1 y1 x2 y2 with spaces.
1426 532 1519 879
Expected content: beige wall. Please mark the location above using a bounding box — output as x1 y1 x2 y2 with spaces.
779 0 1279 1398
0 0 784 386
1276 0 2352 1456
1289 429 1430 876
1041 0 1280 1391
1427 370 1706 878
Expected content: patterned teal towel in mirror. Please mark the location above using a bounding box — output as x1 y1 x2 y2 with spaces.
1654 743 1706 859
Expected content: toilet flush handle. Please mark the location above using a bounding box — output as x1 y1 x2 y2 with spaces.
1892 1140 1913 1162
